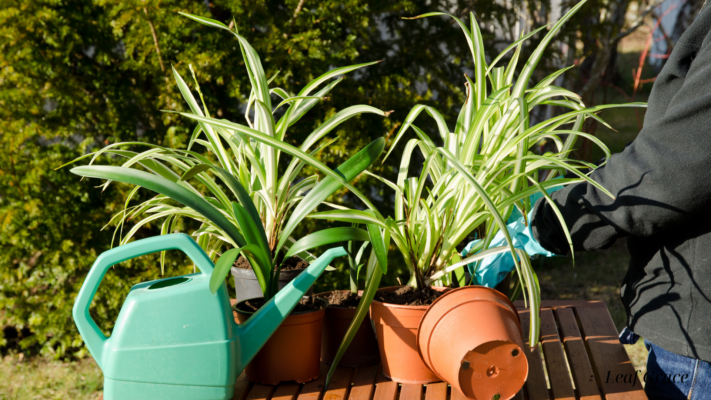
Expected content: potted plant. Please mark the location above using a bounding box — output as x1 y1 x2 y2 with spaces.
68 12 390 385
314 226 381 367
313 0 645 385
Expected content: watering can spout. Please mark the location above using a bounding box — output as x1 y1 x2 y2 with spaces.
234 246 347 370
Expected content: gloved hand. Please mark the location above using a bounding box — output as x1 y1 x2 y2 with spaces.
462 185 563 288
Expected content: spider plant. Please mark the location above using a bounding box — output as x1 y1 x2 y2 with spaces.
67 12 390 301
310 0 646 351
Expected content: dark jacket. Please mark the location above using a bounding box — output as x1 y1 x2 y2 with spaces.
532 4 711 362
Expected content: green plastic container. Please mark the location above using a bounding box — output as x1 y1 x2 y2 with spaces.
73 233 346 400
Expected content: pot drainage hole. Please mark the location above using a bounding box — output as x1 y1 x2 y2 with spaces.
486 365 499 378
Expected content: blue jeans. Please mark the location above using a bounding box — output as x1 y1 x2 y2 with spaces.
644 340 711 400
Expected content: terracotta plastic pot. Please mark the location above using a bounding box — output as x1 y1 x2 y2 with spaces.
418 286 528 400
316 290 380 367
233 297 326 385
369 286 449 384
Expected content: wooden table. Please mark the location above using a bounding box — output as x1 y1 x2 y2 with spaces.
231 301 647 400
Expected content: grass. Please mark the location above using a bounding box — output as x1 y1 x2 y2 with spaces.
0 356 102 400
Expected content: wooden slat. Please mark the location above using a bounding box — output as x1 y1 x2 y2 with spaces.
323 367 355 400
273 385 301 400
246 384 275 400
423 382 447 400
515 300 607 310
297 363 329 400
348 365 380 400
575 307 647 400
555 307 602 400
372 381 398 400
349 365 379 400
233 372 253 400
519 308 550 400
373 366 398 400
399 384 422 400
539 309 576 400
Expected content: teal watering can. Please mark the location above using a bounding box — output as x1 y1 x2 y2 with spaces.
73 233 346 400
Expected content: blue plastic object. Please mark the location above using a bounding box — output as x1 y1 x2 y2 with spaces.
73 233 346 400
462 185 563 288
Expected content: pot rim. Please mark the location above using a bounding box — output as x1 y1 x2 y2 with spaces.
231 265 307 275
233 295 329 316
231 253 308 274
416 286 520 331
416 285 522 376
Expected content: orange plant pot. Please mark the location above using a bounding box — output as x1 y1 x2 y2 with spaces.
369 286 449 384
233 298 326 385
418 286 528 400
316 291 380 367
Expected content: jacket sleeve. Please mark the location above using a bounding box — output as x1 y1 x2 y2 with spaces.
532 19 711 254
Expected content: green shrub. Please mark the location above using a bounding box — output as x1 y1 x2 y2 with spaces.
0 0 576 358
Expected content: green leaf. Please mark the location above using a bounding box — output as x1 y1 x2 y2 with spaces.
177 161 270 250
179 12 231 31
172 67 233 173
280 78 343 132
486 25 547 75
176 112 381 213
383 105 448 162
71 166 246 248
301 106 389 153
435 148 519 267
511 0 588 98
232 202 272 270
275 137 385 253
210 247 242 294
325 250 383 389
450 253 466 287
308 209 386 228
366 223 388 274
180 164 212 182
273 96 325 113
284 227 370 260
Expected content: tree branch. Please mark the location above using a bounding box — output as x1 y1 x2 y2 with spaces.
144 7 165 72
290 0 306 26
614 0 665 42
652 9 676 52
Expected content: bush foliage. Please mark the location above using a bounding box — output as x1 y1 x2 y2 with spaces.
1 0 606 358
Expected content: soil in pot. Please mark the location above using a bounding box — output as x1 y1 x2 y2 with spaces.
233 296 327 385
231 252 311 303
324 290 361 308
373 285 444 305
317 290 380 367
370 286 449 384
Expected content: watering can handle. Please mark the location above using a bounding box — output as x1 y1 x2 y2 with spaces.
72 234 213 369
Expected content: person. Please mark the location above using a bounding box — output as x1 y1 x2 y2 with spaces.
469 3 711 399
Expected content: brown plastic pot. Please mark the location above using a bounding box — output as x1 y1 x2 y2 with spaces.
315 290 380 367
233 297 327 385
418 286 528 400
369 286 449 384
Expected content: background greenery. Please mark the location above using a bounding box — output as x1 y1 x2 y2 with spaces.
0 0 676 373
